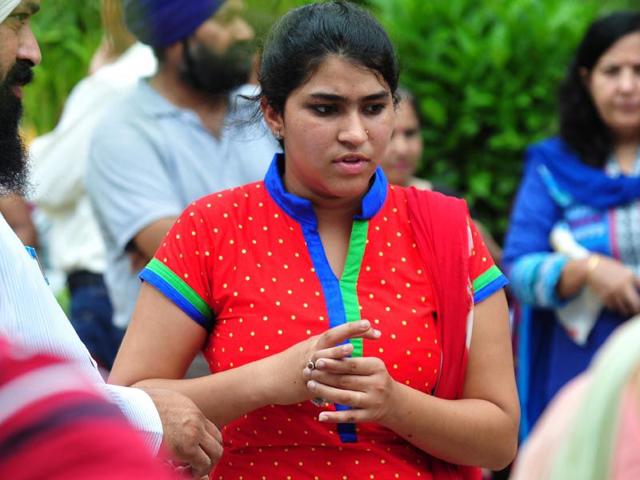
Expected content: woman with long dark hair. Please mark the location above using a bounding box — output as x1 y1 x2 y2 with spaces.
110 2 518 477
504 11 640 439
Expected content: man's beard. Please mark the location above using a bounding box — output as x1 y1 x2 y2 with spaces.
0 60 34 196
179 38 254 97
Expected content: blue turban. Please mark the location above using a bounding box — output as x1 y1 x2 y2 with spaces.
124 0 225 48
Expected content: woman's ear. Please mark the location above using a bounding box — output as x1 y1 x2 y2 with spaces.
261 97 285 139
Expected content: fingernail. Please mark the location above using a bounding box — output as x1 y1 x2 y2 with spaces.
372 329 381 338
307 380 317 390
360 320 371 329
318 413 328 422
316 359 325 369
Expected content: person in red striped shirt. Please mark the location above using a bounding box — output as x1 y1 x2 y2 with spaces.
0 336 177 479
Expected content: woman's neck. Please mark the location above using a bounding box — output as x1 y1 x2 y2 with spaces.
313 201 359 226
613 139 640 174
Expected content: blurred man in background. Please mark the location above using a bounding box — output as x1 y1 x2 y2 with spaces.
87 0 278 334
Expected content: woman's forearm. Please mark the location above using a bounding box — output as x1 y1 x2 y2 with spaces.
133 355 281 427
381 382 518 470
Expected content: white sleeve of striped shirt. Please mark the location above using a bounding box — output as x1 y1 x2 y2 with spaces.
0 214 163 452
102 384 163 452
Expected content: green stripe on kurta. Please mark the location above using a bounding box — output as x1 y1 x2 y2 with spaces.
339 221 369 357
146 258 212 320
473 265 503 293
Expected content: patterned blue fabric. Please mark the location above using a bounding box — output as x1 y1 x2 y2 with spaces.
504 137 640 440
509 252 568 308
529 137 640 210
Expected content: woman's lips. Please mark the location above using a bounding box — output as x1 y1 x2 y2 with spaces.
333 154 371 175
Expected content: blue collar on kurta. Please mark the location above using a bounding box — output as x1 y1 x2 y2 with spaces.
264 153 388 228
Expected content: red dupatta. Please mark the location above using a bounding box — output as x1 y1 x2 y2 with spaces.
405 187 481 480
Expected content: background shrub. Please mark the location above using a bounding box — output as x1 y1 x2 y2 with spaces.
23 0 102 139
372 0 635 237
22 0 636 238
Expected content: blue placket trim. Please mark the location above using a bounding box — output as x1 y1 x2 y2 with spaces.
264 153 388 443
300 224 357 443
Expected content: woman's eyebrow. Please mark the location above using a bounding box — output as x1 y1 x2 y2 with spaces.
308 91 389 102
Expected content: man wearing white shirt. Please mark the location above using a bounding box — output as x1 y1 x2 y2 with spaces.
31 39 156 370
0 1 222 476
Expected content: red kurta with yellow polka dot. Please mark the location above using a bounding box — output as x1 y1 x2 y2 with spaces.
142 158 507 479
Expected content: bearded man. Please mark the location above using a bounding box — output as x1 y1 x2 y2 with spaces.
87 0 278 331
0 1 222 476
0 0 34 196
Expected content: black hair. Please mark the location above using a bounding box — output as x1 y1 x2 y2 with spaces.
152 46 167 63
259 0 399 117
558 11 640 168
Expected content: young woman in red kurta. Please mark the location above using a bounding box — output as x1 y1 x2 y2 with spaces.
110 2 519 478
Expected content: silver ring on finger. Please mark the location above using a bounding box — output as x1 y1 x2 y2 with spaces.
311 396 329 407
306 360 316 370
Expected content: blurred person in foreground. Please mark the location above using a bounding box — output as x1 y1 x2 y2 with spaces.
511 315 640 480
0 0 222 477
30 0 156 371
0 336 177 480
110 2 519 478
381 87 503 264
86 0 278 332
503 11 640 439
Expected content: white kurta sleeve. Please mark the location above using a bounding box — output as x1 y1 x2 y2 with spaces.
102 384 163 453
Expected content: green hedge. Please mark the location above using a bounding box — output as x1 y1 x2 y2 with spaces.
23 0 102 138
372 0 636 237
22 0 636 238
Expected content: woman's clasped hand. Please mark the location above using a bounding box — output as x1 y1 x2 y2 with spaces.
586 256 640 317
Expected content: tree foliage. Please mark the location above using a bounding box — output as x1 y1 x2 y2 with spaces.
372 0 636 236
23 0 102 138
22 0 637 238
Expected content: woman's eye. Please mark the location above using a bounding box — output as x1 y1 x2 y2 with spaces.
311 105 336 115
364 103 386 115
603 66 620 76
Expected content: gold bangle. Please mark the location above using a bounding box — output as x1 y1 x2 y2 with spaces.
586 255 601 277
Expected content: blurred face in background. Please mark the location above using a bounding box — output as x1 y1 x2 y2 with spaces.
381 96 423 186
180 0 255 96
584 31 640 142
0 0 40 194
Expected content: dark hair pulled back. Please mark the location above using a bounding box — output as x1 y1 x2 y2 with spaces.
558 11 640 168
259 1 399 115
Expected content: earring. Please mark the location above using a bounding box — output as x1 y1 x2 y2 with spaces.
275 130 283 140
